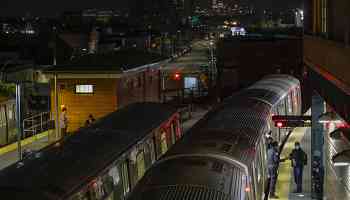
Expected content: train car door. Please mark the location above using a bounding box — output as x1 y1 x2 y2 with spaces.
136 151 146 181
170 122 176 144
120 160 130 197
0 105 7 146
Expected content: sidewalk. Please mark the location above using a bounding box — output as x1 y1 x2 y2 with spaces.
274 126 312 200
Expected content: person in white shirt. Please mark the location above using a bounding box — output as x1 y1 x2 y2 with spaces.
60 107 68 138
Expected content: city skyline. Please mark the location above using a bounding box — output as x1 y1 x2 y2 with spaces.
1 0 302 17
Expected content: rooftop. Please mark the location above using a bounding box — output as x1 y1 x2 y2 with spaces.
44 49 169 73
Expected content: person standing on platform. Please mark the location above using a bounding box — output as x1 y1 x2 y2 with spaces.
60 107 69 138
289 141 307 193
267 141 280 198
85 114 96 127
266 132 274 150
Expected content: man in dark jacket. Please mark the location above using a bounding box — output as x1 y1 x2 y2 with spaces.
267 141 280 198
289 141 307 193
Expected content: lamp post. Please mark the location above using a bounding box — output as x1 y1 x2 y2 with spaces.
209 40 216 87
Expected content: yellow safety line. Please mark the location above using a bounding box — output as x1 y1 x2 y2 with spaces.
0 131 49 155
274 127 308 199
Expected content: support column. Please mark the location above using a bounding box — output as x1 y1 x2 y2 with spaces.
15 83 22 160
54 74 60 140
311 91 325 198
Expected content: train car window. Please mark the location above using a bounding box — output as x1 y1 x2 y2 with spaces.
0 106 4 126
176 119 182 138
287 93 293 114
7 105 12 120
87 178 105 200
240 175 248 200
101 172 114 198
277 100 284 116
143 141 152 169
251 163 259 200
211 161 224 173
120 161 130 196
152 136 158 161
109 165 120 186
170 122 176 144
136 151 146 181
70 190 89 200
160 131 168 155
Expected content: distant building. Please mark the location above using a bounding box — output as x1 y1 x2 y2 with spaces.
44 50 169 132
217 35 303 96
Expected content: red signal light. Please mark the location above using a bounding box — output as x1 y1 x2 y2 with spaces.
173 72 181 80
276 121 283 128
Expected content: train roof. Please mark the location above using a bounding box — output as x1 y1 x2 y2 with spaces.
130 156 242 200
247 74 300 105
89 102 177 133
0 102 177 199
163 97 270 170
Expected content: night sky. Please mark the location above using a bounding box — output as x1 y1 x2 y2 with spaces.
1 0 129 17
1 0 302 17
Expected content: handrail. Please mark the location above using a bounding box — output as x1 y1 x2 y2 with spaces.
22 112 52 137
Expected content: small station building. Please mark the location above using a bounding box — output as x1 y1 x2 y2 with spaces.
44 50 169 133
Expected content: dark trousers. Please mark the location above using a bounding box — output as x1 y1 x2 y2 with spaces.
61 128 67 138
293 166 303 192
268 166 278 195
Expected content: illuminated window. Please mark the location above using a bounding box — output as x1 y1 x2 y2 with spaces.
136 151 146 181
76 85 94 94
120 161 130 195
160 131 168 154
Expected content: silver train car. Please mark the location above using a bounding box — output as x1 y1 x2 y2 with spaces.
128 74 302 200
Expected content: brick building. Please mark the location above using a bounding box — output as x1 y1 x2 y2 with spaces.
44 50 169 132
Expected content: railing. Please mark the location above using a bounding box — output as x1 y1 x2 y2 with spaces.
162 87 208 103
22 112 53 138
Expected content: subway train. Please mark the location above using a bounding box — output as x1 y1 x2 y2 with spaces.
0 102 183 200
0 98 17 147
128 74 302 200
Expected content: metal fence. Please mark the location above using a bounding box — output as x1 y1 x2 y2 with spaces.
162 87 208 103
22 112 53 138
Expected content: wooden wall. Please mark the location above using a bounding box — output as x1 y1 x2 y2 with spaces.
50 69 161 133
50 78 118 132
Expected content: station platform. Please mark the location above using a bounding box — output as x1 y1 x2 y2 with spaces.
0 130 56 170
274 126 312 200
